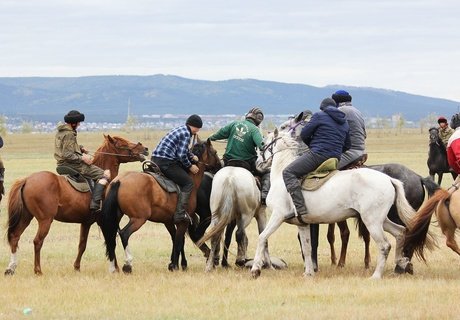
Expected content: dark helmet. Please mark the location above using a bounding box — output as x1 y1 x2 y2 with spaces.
438 116 448 124
186 114 203 128
245 107 264 126
64 110 85 124
331 90 352 104
451 114 460 129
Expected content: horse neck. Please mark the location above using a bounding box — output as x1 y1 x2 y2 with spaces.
92 146 121 178
187 163 207 212
271 146 298 180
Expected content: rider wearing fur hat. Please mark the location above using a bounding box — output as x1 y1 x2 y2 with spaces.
151 114 202 224
54 110 111 213
208 107 264 174
438 116 454 148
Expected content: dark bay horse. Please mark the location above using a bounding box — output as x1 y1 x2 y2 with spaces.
100 139 221 273
427 127 457 185
5 135 149 275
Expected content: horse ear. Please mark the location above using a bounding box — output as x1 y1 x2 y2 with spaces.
274 127 279 137
107 135 115 143
206 138 212 146
295 112 304 123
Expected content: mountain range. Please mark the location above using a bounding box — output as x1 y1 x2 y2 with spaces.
0 74 458 123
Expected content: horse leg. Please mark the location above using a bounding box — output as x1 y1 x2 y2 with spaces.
33 219 53 275
298 225 314 277
436 202 460 256
235 219 249 267
118 218 146 274
364 223 391 279
382 218 411 274
309 224 319 272
254 206 271 268
205 231 223 272
4 213 33 275
337 220 350 267
361 226 371 269
164 222 186 271
222 220 236 268
73 223 91 271
171 221 188 271
251 210 284 279
327 223 337 265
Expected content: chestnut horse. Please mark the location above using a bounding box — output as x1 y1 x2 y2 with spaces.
100 139 221 273
5 135 149 275
403 186 460 261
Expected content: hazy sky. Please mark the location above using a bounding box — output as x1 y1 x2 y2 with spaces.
1 0 459 101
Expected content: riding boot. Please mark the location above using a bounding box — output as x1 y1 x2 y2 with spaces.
260 172 271 205
174 191 192 224
288 186 308 216
90 183 105 212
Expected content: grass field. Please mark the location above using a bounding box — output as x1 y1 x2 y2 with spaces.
0 129 459 319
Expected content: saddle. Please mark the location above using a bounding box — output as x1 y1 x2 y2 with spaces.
56 166 93 193
301 158 338 191
142 160 180 193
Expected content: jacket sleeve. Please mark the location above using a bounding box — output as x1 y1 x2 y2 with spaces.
61 134 83 164
343 131 351 152
300 113 320 146
208 123 233 141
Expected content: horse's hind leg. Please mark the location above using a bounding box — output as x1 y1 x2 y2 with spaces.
298 225 314 277
33 219 53 275
118 218 146 274
382 219 411 274
337 220 350 267
437 203 460 256
73 223 92 271
364 222 391 279
235 219 249 267
222 220 236 268
327 223 337 265
205 231 223 272
5 213 33 275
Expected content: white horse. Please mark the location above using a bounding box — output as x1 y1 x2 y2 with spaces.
197 166 268 272
251 129 416 279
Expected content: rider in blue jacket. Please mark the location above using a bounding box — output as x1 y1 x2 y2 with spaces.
283 98 351 217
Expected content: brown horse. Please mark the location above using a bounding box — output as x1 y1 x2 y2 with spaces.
100 139 221 273
403 186 460 261
5 135 149 275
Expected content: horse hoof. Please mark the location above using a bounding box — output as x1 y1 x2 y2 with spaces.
122 264 132 274
251 269 261 279
4 269 14 276
235 259 247 268
168 263 179 272
181 265 188 271
405 262 414 275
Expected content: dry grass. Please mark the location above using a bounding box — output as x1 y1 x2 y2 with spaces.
0 129 458 319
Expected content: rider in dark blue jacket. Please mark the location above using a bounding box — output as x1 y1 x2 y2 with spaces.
283 98 351 217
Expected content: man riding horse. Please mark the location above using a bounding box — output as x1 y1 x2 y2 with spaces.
54 110 111 213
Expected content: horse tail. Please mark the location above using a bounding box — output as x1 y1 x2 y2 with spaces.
421 176 440 197
196 176 238 247
100 180 121 261
391 177 418 226
6 178 28 244
403 189 449 261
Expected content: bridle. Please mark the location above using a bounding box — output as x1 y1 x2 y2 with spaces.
91 141 145 157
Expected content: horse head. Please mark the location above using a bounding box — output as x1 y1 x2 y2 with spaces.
279 110 312 140
102 135 149 163
428 127 442 146
191 139 222 173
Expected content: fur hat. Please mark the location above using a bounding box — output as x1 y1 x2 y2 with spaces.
438 116 448 124
332 90 352 104
64 110 85 124
320 98 337 111
245 107 264 126
186 114 203 128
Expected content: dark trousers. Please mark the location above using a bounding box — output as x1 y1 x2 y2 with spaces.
282 150 329 192
152 157 193 193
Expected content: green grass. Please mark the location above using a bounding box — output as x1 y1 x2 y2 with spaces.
0 129 458 319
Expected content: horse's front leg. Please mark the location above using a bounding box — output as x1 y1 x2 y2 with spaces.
74 223 92 271
235 220 249 267
298 225 314 277
222 220 236 268
171 221 188 271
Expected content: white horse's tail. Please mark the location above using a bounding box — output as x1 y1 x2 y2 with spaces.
196 176 239 247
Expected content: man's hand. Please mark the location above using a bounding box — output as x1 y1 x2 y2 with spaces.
189 164 199 174
192 155 199 163
82 153 93 165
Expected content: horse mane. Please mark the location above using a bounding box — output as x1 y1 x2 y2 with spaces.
270 131 300 176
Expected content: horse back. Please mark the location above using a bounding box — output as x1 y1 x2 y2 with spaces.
22 171 92 222
114 171 178 222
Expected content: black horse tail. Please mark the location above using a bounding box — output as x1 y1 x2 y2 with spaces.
6 178 28 244
403 188 449 261
100 180 121 261
421 176 440 197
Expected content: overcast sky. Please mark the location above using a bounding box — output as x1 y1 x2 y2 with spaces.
1 0 459 101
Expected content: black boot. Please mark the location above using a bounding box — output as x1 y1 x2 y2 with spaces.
90 183 105 212
288 186 308 216
174 191 192 224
